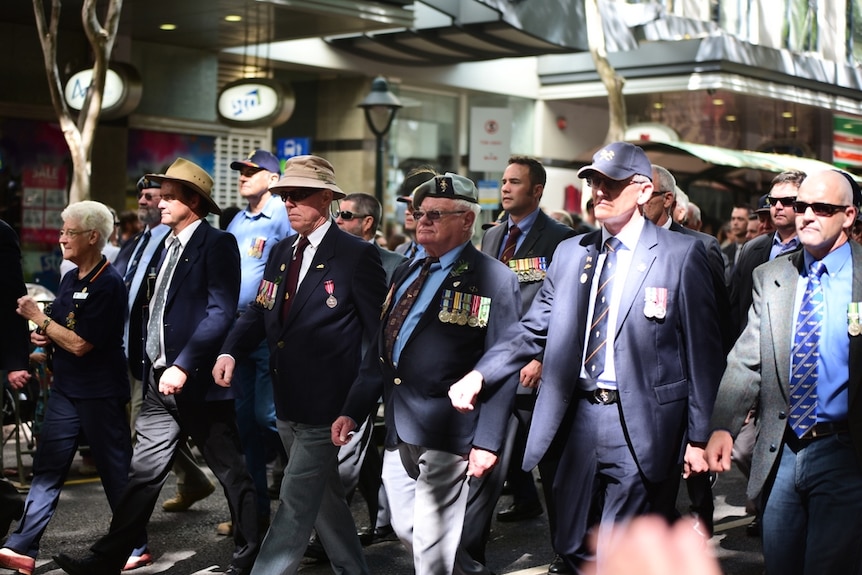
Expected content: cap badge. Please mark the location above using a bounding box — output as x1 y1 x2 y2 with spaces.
600 149 615 161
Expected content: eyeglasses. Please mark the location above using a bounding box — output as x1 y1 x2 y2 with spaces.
138 191 160 201
238 167 264 178
335 210 372 221
586 175 649 193
793 201 849 216
413 209 467 221
767 195 797 208
278 189 320 203
59 229 94 239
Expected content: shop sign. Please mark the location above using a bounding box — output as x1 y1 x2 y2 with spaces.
218 79 295 127
63 63 142 119
469 108 512 172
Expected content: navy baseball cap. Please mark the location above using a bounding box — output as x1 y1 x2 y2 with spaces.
230 149 282 176
578 142 653 182
413 172 479 207
756 194 770 214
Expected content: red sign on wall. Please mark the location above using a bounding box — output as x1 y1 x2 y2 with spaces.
21 165 67 245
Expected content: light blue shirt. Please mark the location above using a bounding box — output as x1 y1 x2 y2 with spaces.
794 242 853 423
770 233 800 260
391 241 467 366
227 194 293 309
497 208 539 260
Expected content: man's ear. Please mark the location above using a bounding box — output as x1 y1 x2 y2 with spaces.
636 182 655 207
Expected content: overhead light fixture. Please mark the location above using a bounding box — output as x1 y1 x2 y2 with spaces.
789 126 798 132
712 99 724 106
225 15 242 22
725 115 737 122
653 102 664 110
159 23 176 31
782 111 793 118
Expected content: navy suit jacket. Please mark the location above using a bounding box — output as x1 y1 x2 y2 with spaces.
222 223 386 426
0 220 29 372
114 228 169 380
144 221 240 403
342 242 521 456
475 219 725 482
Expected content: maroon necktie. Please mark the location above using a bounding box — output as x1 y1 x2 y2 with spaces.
499 225 521 264
383 257 438 361
281 236 310 322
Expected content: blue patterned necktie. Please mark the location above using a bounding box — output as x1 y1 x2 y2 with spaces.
789 260 826 437
124 229 151 289
146 237 181 363
584 237 621 378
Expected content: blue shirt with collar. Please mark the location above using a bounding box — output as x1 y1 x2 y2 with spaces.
391 241 467 365
227 194 293 309
497 208 539 260
770 233 800 260
794 241 853 423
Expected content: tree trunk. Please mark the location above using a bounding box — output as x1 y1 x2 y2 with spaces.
586 0 627 144
32 0 123 204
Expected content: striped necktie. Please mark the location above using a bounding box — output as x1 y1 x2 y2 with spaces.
584 237 621 378
788 260 826 437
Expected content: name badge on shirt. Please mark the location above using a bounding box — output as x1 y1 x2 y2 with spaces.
73 291 89 300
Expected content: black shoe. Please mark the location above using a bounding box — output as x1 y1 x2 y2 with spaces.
225 564 250 575
373 523 395 542
746 517 761 537
54 552 119 575
357 527 375 546
548 554 572 574
496 500 543 523
303 535 328 562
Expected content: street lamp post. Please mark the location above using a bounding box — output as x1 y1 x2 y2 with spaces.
359 76 402 205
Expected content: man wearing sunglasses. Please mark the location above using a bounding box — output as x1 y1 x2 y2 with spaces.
706 169 862 575
335 193 405 283
449 142 723 573
333 173 521 575
214 155 386 575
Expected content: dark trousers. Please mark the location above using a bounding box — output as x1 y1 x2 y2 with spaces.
90 377 260 570
5 390 131 557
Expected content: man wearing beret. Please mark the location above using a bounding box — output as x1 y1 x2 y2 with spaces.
215 155 386 575
54 158 258 575
333 173 521 575
450 142 724 572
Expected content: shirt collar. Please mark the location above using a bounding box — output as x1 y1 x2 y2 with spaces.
601 212 645 252
167 219 202 249
297 219 332 249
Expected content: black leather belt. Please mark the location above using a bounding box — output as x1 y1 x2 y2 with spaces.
799 420 849 440
575 388 619 405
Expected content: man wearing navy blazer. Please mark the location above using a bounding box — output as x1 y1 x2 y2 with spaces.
54 159 257 575
459 156 575 575
333 173 521 575
706 170 862 574
214 155 386 575
450 143 724 573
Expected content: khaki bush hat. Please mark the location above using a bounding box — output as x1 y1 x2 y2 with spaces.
146 158 221 215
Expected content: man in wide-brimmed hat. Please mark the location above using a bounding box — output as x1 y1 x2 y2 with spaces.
55 158 260 575
215 154 386 575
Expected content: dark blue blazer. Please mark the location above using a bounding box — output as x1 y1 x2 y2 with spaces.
0 219 29 372
222 223 386 426
343 242 522 456
475 220 725 482
144 221 240 403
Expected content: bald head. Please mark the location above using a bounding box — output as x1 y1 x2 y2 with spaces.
795 170 857 260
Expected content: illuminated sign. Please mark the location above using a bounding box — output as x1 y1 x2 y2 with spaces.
217 79 295 127
63 63 141 119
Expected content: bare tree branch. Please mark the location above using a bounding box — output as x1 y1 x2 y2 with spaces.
587 0 627 144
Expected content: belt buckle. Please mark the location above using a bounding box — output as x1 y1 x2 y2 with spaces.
596 389 612 404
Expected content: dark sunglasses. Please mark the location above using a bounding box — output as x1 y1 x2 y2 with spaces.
413 209 467 221
335 210 371 221
767 195 796 207
793 201 849 216
278 189 320 203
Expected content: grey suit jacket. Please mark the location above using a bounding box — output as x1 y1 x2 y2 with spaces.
711 241 862 500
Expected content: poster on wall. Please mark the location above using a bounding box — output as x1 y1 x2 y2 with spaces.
469 107 512 173
21 164 67 245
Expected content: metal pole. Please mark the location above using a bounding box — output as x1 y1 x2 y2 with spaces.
375 133 385 205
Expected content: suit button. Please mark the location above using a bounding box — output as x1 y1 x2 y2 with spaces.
778 411 786 419
277 341 285 349
272 368 278 375
380 356 384 364
394 378 402 385
769 444 777 452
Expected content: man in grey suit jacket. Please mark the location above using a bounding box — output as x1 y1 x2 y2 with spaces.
706 169 862 575
450 143 724 573
458 156 575 575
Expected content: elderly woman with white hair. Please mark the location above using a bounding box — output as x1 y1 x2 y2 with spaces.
0 201 133 575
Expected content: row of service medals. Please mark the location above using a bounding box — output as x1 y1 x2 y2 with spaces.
439 290 491 327
643 286 668 320
849 302 861 336
509 257 547 283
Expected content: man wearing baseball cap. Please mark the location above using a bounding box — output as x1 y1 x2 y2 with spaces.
450 142 724 572
216 149 293 536
334 173 521 575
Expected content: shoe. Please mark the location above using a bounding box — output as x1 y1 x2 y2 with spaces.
357 527 374 546
0 548 35 575
496 500 543 522
224 564 249 575
122 550 153 571
303 534 328 562
746 517 761 537
373 524 395 542
53 552 119 575
217 521 233 536
161 482 215 512
548 554 572 574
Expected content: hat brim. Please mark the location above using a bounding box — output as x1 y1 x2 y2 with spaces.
230 160 263 171
271 176 345 200
396 195 413 204
577 165 636 181
146 173 222 215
